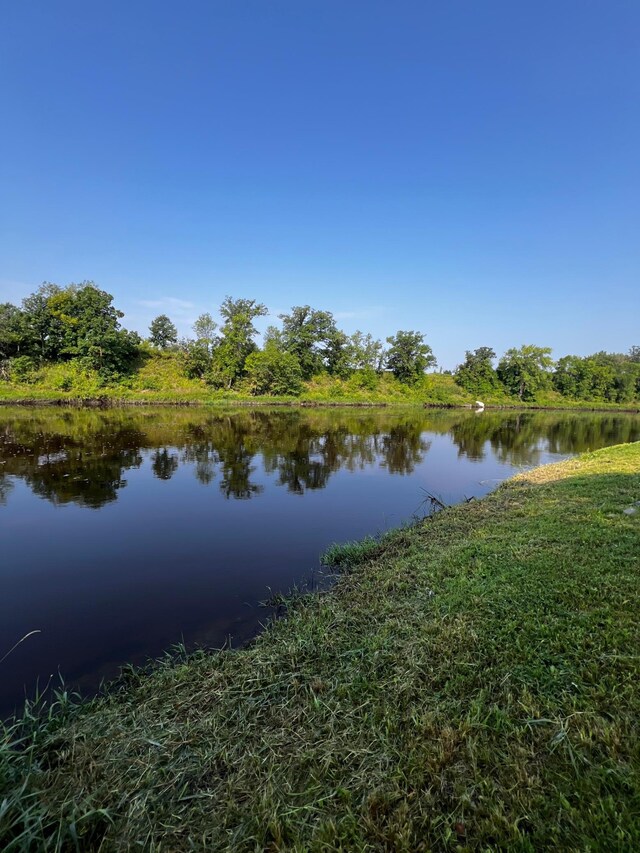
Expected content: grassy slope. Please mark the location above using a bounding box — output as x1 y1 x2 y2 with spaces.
2 443 639 850
1 354 638 410
0 357 469 406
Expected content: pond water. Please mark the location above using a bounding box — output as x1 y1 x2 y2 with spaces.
1 405 638 714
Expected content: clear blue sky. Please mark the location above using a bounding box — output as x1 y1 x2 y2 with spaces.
1 1 638 368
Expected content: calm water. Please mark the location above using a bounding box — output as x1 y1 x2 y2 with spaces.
1 405 638 714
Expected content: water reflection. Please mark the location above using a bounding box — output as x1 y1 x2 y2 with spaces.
0 407 638 508
1 405 639 715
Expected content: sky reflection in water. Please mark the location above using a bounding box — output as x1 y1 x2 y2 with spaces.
1 406 638 714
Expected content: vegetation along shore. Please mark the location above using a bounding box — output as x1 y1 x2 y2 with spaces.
1 282 639 409
1 441 639 850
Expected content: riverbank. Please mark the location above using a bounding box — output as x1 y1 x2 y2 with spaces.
2 355 638 411
1 390 638 413
2 442 639 849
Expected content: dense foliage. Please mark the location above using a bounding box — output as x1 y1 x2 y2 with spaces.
1 283 140 379
148 314 177 349
385 330 436 384
455 347 501 397
1 282 638 403
497 345 555 401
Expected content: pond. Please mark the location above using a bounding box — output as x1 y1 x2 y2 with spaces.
1 405 638 714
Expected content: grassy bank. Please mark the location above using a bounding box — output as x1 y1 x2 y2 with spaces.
2 353 638 410
2 443 640 850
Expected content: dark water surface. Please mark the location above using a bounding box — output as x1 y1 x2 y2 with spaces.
1 406 638 713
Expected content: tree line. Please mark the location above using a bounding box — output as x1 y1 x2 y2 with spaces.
1 281 638 402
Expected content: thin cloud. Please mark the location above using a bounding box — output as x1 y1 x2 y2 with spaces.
136 297 195 312
334 306 386 321
0 279 36 302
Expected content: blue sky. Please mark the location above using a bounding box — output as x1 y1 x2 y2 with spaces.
1 1 638 369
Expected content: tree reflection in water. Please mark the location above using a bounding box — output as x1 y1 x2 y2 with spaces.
0 407 638 508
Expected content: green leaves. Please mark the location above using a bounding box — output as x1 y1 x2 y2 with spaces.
244 344 303 396
385 330 436 384
455 347 501 396
497 345 554 400
278 305 342 380
149 315 178 350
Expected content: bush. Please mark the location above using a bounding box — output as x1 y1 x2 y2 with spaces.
9 356 37 382
244 346 303 396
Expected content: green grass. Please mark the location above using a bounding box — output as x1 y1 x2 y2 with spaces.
2 443 640 850
320 535 387 570
0 355 473 407
2 353 638 410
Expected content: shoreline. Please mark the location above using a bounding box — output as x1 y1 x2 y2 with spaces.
2 442 639 849
1 395 639 413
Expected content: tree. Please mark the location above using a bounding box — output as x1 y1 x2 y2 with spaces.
212 297 268 388
553 355 587 399
385 331 436 383
554 355 607 400
324 329 350 378
177 313 219 381
21 282 65 361
454 347 501 396
192 313 217 352
278 306 342 380
48 283 140 375
149 314 177 349
588 351 639 402
263 324 284 349
497 345 554 400
629 346 640 364
346 331 384 372
244 343 303 396
182 339 213 379
0 303 26 359
552 354 622 401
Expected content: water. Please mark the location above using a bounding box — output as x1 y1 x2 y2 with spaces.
1 405 638 714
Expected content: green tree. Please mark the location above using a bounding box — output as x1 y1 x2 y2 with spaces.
497 345 554 400
589 351 639 403
553 355 588 399
385 331 436 384
262 325 284 349
149 314 178 349
192 313 217 352
182 339 213 379
212 297 268 388
346 331 384 372
0 303 26 359
244 343 303 396
324 329 351 378
179 312 219 380
46 282 140 376
21 282 65 361
629 346 640 363
324 330 385 381
278 306 342 380
553 352 640 403
553 355 617 401
455 347 501 396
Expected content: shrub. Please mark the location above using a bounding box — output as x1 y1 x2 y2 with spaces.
10 356 37 382
244 345 303 396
